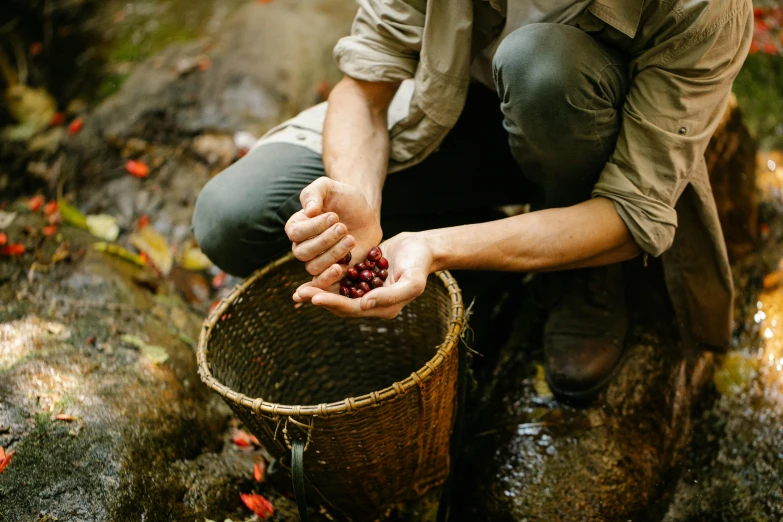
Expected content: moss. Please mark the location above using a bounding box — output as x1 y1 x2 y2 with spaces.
733 53 783 149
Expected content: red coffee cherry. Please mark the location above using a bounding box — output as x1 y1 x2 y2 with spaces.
377 269 388 281
360 270 373 282
337 251 352 265
347 267 359 280
355 262 367 272
371 277 384 289
358 281 371 293
367 246 382 262
376 257 389 270
365 260 375 270
355 288 365 298
349 287 360 298
340 285 350 297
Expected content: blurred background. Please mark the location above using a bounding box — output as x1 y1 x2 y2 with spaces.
2 1 783 521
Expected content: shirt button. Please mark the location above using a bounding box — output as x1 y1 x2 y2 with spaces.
296 132 307 141
677 127 687 135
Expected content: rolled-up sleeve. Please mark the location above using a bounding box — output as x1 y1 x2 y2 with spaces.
333 0 426 83
592 0 752 257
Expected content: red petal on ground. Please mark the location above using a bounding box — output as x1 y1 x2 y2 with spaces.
68 117 84 135
249 434 261 446
28 195 45 212
30 42 43 56
754 7 765 17
43 225 58 237
763 41 778 54
125 160 150 178
211 271 227 288
43 201 58 216
209 299 221 314
254 461 264 482
232 430 253 448
240 493 275 518
139 251 149 265
257 0 273 3
1 244 26 256
0 232 6 246
50 112 66 126
46 211 62 226
137 215 150 229
0 446 5 459
750 40 760 54
755 19 770 32
0 449 14 474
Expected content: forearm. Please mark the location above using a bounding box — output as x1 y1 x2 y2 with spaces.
323 76 399 216
426 197 641 273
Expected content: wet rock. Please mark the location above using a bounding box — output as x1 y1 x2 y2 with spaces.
453 264 713 521
0 222 257 521
192 133 237 169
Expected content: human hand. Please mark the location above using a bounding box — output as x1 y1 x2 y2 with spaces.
284 177 382 279
293 232 435 319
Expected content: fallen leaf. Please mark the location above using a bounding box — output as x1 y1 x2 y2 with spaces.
125 160 150 178
28 195 45 212
763 271 783 290
0 447 14 474
533 363 553 399
0 233 5 246
170 266 211 304
120 334 169 364
68 117 84 135
254 461 265 482
58 199 88 229
86 214 120 242
0 211 16 229
43 201 58 216
130 226 173 275
240 493 274 519
55 414 77 421
93 242 146 267
232 429 253 448
179 243 213 271
42 225 58 237
51 241 71 264
1 243 25 256
50 112 65 126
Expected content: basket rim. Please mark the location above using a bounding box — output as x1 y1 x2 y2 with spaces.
197 252 465 417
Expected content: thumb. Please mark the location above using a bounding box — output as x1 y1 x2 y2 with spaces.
299 177 331 218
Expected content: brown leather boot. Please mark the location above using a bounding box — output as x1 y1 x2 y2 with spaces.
542 263 628 403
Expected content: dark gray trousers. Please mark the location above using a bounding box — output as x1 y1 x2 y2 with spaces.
193 24 628 277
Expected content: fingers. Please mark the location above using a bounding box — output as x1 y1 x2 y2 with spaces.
292 222 348 262
358 278 424 311
285 210 339 243
292 264 344 302
299 177 331 218
303 235 355 275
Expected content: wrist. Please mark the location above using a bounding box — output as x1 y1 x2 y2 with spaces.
417 229 451 273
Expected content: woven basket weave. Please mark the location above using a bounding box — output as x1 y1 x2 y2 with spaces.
197 253 464 520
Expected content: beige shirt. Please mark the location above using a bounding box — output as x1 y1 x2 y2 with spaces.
257 0 753 351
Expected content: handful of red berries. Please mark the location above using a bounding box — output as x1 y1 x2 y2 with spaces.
336 246 389 299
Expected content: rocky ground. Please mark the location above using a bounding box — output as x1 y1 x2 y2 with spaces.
2 1 783 521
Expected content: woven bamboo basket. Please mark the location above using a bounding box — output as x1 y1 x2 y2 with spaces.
197 253 465 520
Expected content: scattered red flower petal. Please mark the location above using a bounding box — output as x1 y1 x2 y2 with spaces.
68 117 84 135
43 225 58 237
137 215 150 229
1 243 26 256
0 447 14 474
212 271 227 288
254 461 264 482
28 195 45 212
249 434 260 446
43 201 58 216
139 251 149 265
0 232 6 246
50 112 66 126
754 7 765 17
197 56 212 71
232 429 253 448
257 0 273 3
125 160 150 178
55 414 77 421
750 40 760 54
30 42 43 56
240 493 274 519
763 41 777 54
209 299 221 314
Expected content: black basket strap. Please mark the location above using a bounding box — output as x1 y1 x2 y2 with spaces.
292 439 309 522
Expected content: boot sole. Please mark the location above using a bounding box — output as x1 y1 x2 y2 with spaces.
544 345 630 405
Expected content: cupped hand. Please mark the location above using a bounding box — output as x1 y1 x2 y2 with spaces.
284 177 382 278
293 232 435 319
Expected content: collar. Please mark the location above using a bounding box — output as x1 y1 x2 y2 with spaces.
588 0 643 38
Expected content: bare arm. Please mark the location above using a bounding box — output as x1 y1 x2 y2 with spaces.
322 76 400 215
426 197 640 273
